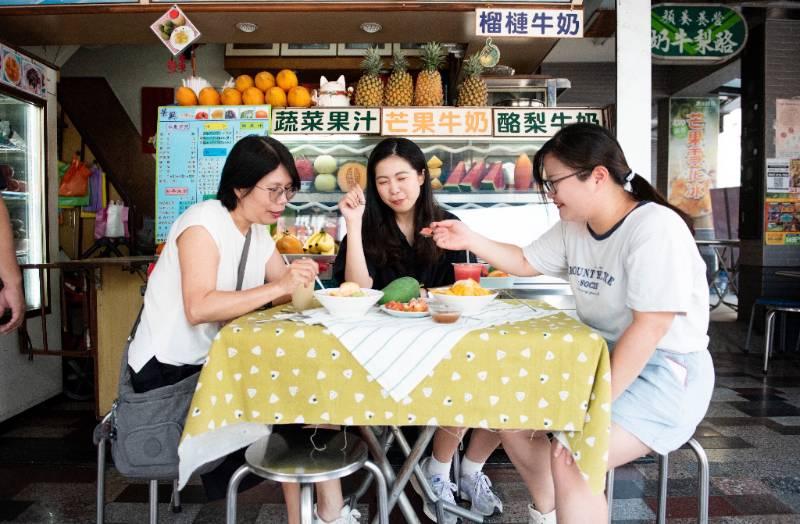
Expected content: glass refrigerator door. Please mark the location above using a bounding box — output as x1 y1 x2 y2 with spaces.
0 91 45 310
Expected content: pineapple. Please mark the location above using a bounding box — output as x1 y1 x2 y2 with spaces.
413 42 446 106
456 53 488 107
384 49 414 106
354 46 384 106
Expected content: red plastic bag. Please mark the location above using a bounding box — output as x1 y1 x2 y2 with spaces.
58 156 91 197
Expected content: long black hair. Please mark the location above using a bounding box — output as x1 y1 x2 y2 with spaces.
532 123 693 233
216 135 299 211
362 137 445 268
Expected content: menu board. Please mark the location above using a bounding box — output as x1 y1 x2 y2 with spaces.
155 105 270 242
0 44 46 100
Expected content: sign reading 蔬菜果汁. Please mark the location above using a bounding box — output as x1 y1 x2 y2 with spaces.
475 8 583 38
651 4 747 63
493 109 604 138
271 108 381 135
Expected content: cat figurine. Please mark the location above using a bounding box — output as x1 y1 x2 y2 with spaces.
311 75 353 107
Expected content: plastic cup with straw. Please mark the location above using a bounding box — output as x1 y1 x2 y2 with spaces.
282 254 323 310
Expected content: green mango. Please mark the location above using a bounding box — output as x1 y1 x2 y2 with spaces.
379 277 420 305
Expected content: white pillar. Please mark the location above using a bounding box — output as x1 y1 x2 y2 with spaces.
615 0 652 181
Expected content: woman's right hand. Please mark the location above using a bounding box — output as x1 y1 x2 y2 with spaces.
277 258 319 295
429 219 473 251
338 185 366 224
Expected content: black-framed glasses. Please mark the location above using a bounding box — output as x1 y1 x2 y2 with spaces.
254 185 297 202
542 170 585 194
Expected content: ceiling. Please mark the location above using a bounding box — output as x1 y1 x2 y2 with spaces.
0 2 613 75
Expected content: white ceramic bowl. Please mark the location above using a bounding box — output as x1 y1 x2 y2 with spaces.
314 288 383 318
480 276 516 289
428 289 498 315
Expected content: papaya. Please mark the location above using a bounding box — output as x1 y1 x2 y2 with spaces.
480 161 505 191
443 161 466 192
514 153 533 190
459 160 486 192
379 276 421 305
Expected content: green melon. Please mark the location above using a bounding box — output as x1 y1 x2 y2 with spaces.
380 276 421 304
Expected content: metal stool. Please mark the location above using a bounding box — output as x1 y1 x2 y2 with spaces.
225 431 389 524
744 298 800 373
607 438 709 524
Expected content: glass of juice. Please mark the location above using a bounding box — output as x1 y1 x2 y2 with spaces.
452 263 483 283
291 282 315 311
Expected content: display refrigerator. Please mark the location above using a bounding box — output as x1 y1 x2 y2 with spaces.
0 43 49 311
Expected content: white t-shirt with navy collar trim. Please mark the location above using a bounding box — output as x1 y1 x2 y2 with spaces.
523 202 709 353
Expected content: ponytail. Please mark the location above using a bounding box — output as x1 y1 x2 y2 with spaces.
627 173 694 235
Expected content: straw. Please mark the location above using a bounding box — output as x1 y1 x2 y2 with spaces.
282 254 325 290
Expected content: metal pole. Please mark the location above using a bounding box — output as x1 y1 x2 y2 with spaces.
148 480 158 524
363 461 390 524
687 439 710 524
300 484 314 524
657 453 669 524
96 439 105 524
225 464 251 524
606 468 614 524
360 427 420 524
764 309 776 373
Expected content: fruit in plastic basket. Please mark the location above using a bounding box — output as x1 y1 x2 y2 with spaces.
175 86 198 106
460 161 486 192
314 155 337 174
243 87 266 105
276 69 299 92
355 46 384 106
314 173 337 192
514 153 533 190
443 161 466 192
274 231 304 254
379 276 421 305
287 86 312 108
235 75 254 93
480 161 505 191
295 159 315 181
221 88 242 105
255 71 276 92
198 87 220 105
337 162 367 191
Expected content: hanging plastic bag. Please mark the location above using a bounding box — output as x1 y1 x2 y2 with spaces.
58 155 91 197
58 160 90 208
104 200 129 238
83 164 105 213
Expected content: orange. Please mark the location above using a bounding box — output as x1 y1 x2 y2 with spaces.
265 86 287 107
254 71 275 92
242 86 265 105
198 87 221 105
221 88 242 105
287 86 312 107
175 86 198 106
234 74 254 93
276 69 298 92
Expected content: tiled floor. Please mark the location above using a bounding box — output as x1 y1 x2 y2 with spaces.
1 310 799 523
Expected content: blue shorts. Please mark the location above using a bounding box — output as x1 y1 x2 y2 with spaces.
612 348 714 455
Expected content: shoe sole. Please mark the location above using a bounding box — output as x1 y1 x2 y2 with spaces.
411 474 459 523
458 490 502 517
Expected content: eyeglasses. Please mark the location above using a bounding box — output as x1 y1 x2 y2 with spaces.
542 170 585 194
254 185 297 202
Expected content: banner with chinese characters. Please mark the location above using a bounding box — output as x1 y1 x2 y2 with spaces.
667 97 719 229
381 108 492 137
476 8 583 38
493 108 603 138
271 108 380 135
651 4 747 63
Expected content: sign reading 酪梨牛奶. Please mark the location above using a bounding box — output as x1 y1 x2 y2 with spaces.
493 108 604 138
475 8 583 38
651 4 747 63
271 108 380 135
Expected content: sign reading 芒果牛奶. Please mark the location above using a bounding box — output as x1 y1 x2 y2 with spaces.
475 8 583 38
493 109 604 138
651 4 747 63
381 108 492 137
271 108 380 134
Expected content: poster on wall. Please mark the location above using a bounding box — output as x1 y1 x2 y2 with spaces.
776 99 800 158
667 97 720 230
764 159 800 245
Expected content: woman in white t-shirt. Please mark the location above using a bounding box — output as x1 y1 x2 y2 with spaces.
429 123 714 524
128 136 358 524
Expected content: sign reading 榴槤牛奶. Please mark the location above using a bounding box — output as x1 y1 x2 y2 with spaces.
475 8 583 38
271 108 380 135
651 4 747 63
381 108 492 137
493 109 604 138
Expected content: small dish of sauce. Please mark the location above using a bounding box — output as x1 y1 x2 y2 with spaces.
429 301 462 324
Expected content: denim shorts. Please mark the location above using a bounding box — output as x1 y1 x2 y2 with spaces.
612 348 715 455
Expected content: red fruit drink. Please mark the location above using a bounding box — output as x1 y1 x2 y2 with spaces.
452 263 483 283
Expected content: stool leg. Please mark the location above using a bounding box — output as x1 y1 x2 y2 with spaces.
171 479 182 513
656 453 668 524
764 309 777 374
363 460 389 524
300 483 314 524
148 480 158 524
452 450 462 497
606 468 614 524
686 439 709 524
744 302 757 352
96 438 106 524
780 312 787 353
225 464 252 524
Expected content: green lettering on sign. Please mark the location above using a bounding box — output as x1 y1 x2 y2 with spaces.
651 4 747 62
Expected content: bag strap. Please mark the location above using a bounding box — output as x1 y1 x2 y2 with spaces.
236 228 252 292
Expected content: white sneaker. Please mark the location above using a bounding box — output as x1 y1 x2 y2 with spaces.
459 471 503 516
410 457 459 524
313 503 362 524
528 504 556 524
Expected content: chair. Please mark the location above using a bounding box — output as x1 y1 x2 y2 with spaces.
607 438 709 524
225 431 389 524
744 298 800 374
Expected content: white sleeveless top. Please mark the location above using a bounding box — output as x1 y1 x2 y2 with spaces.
128 200 275 372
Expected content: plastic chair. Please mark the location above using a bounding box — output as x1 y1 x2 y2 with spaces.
607 438 709 524
225 431 389 524
744 298 800 374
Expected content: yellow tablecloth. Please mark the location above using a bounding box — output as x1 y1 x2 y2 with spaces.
180 301 611 493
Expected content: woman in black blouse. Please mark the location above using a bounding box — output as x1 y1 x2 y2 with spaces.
333 137 504 521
